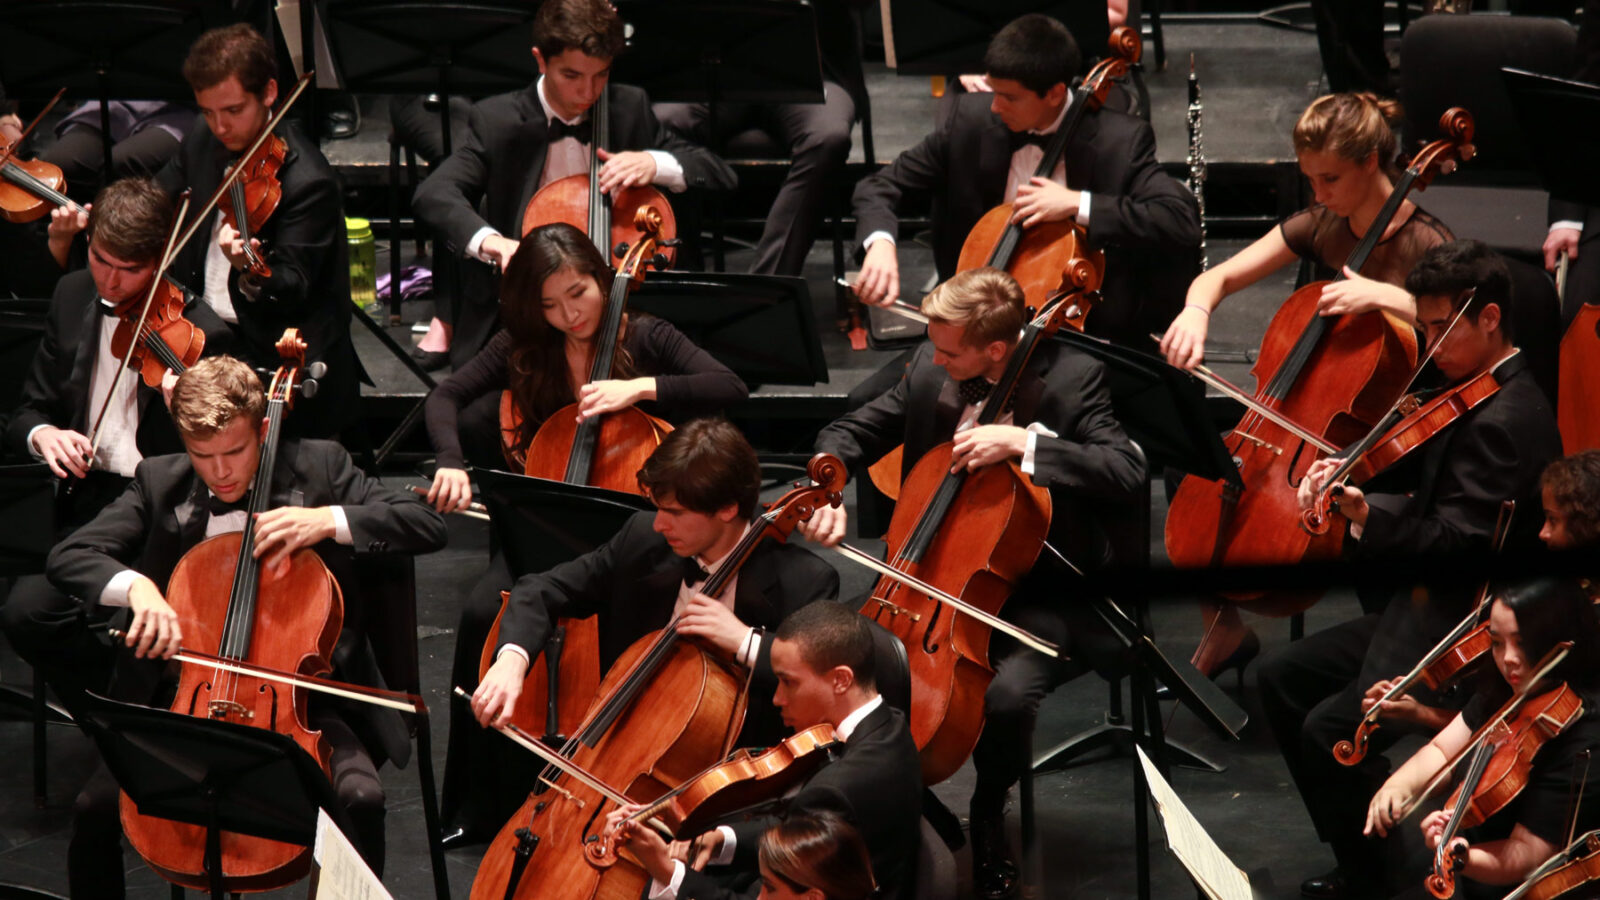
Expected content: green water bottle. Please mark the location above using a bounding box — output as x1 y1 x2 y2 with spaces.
347 217 378 313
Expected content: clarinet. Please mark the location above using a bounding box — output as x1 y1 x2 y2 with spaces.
1186 54 1208 271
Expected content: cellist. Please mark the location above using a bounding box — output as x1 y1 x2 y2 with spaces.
1260 241 1560 900
1364 577 1600 900
0 177 229 707
456 420 839 845
48 356 446 897
801 267 1146 900
410 0 736 370
1159 91 1455 681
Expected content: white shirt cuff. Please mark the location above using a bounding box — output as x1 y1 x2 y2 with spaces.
497 644 531 666
466 226 501 263
1551 220 1584 234
25 424 48 460
648 860 686 900
646 151 687 193
863 230 896 252
100 569 141 607
1019 423 1059 477
712 825 738 865
1077 191 1092 227
330 507 351 545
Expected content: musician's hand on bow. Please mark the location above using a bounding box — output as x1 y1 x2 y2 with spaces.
683 829 724 870
126 575 183 660
472 650 528 727
951 424 1028 473
218 222 262 273
1544 227 1581 272
603 804 675 882
1364 780 1415 837
47 203 90 267
854 239 900 308
1317 267 1413 318
677 593 749 657
596 148 656 193
1297 459 1343 512
252 507 336 574
479 234 520 271
797 502 847 548
1160 305 1210 370
0 113 22 145
31 425 93 479
1011 178 1081 228
427 467 474 513
578 378 656 420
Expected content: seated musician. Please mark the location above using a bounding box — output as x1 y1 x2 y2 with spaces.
801 266 1147 899
1539 450 1600 552
0 177 228 704
1159 91 1456 680
1365 577 1600 900
49 355 447 896
51 24 360 439
750 813 878 900
457 419 839 844
1259 239 1562 900
410 0 736 370
602 601 921 900
849 13 1200 350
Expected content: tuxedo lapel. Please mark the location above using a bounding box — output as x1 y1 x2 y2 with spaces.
512 88 553 234
977 114 1013 206
731 547 778 628
173 475 211 553
66 295 102 433
1065 113 1101 191
1009 356 1049 426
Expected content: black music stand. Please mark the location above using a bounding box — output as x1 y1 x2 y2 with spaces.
474 468 653 577
880 0 1114 76
1503 67 1600 206
626 271 829 386
612 0 825 271
0 1 214 186
73 691 351 900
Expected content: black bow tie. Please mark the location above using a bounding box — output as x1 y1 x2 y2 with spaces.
956 376 994 407
1010 129 1052 154
97 299 119 317
681 556 711 586
207 492 251 517
548 117 593 144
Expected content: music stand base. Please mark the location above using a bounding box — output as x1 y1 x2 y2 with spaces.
1032 721 1222 774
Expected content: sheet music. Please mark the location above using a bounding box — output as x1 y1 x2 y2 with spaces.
1137 746 1255 900
311 809 392 900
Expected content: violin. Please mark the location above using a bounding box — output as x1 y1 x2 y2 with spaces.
953 27 1142 327
120 330 339 891
860 270 1094 785
469 455 844 900
1163 108 1474 617
222 132 287 280
1504 830 1600 900
0 89 84 225
1333 501 1516 766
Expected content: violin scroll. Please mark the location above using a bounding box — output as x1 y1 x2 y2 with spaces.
1427 839 1470 899
1333 725 1374 766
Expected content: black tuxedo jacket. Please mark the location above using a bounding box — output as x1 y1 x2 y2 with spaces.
154 120 359 439
412 82 737 366
498 510 840 746
679 703 923 900
46 439 448 761
850 92 1201 347
815 339 1146 563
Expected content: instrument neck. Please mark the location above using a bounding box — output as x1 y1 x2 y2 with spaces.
563 257 630 483
588 91 612 258
1346 169 1416 275
1 159 81 212
217 390 288 659
986 93 1085 271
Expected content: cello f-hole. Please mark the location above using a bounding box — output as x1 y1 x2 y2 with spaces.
922 601 945 654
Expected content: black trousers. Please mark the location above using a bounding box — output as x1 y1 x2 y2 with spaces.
1309 0 1391 96
655 81 854 277
69 708 386 900
42 126 182 205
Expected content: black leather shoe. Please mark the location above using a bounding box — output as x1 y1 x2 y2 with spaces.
412 346 450 372
1300 869 1355 899
439 825 489 850
969 811 1018 900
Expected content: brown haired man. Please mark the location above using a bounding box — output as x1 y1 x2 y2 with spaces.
412 0 736 370
803 266 1146 899
46 355 447 898
453 419 838 844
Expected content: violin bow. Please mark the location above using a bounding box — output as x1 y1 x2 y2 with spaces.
406 484 491 521
0 88 65 166
1503 829 1600 900
1147 334 1338 453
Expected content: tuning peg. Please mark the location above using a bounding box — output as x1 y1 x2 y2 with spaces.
651 253 670 270
297 377 320 400
661 238 683 248
305 361 328 380
614 241 631 259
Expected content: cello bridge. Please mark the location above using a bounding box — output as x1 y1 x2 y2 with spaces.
538 777 582 807
872 598 921 622
1235 432 1281 455
207 700 252 720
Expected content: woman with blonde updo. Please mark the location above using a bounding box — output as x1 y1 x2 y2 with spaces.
757 814 879 900
1158 92 1457 680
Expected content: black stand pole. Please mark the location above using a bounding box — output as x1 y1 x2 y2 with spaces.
412 706 452 900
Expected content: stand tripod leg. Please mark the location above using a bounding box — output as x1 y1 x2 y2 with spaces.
1032 679 1223 774
413 709 452 900
348 305 439 469
1019 717 1042 897
1131 664 1154 900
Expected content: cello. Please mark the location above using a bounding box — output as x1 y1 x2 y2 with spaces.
1162 108 1475 616
120 330 339 892
860 272 1095 785
469 455 844 900
1557 263 1600 453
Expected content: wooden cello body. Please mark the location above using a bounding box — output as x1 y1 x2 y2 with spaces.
120 332 341 892
1558 299 1600 454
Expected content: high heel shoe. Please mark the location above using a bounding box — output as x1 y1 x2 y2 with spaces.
1156 629 1261 699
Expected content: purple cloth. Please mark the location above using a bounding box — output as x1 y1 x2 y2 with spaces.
377 265 434 301
56 101 194 144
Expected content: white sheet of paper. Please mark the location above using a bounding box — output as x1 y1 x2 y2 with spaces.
1137 745 1255 900
311 808 391 900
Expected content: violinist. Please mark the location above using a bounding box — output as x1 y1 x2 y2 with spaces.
0 177 228 705
1366 577 1600 900
410 0 736 370
1539 451 1600 552
803 267 1146 899
1259 240 1562 900
601 601 921 900
49 355 447 898
449 419 838 846
750 813 878 900
849 13 1199 350
1160 91 1455 681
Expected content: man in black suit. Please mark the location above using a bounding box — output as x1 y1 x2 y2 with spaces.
1 177 230 702
458 419 839 842
51 355 447 897
849 14 1200 351
54 24 360 440
1260 240 1563 900
603 600 922 900
802 267 1147 899
411 0 737 370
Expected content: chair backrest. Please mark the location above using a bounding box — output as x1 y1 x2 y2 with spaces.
1401 15 1576 183
867 619 912 716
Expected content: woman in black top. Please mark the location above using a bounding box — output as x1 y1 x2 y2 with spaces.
1157 92 1455 679
1365 578 1600 900
423 222 747 512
